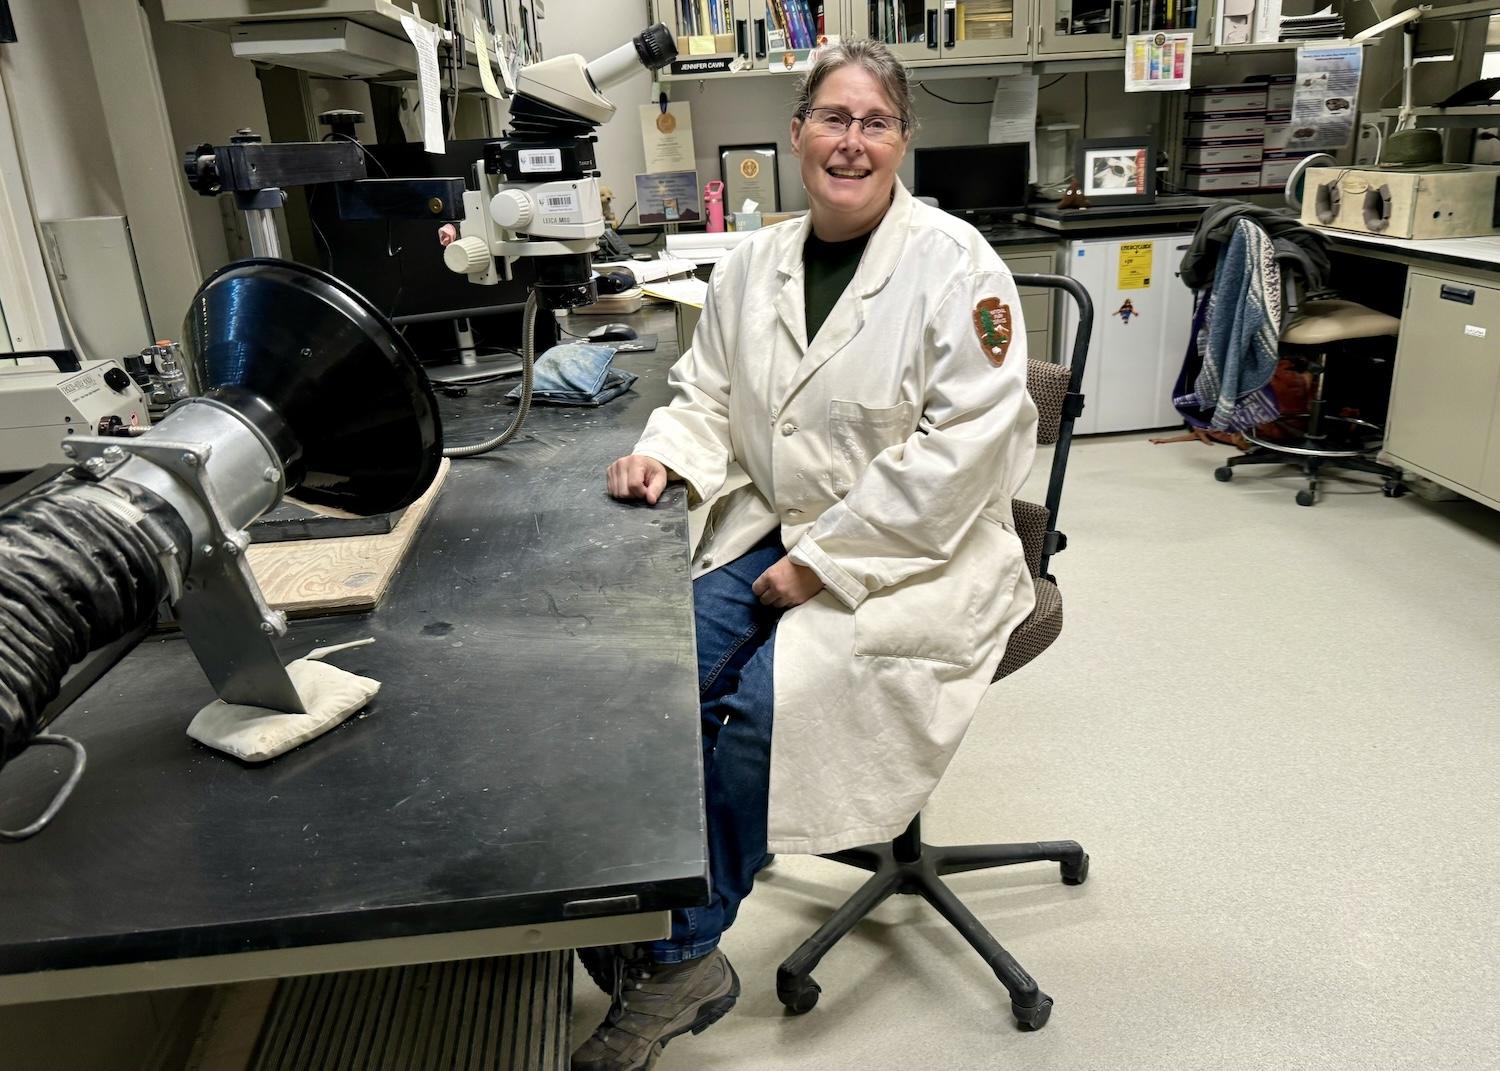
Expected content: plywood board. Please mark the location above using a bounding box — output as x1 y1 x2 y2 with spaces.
247 459 448 616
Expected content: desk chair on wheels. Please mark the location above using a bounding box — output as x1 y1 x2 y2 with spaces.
776 274 1094 1031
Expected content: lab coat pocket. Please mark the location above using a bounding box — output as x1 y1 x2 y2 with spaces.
852 564 980 668
828 399 916 496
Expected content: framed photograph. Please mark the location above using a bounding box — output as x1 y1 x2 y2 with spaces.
1077 136 1157 205
720 144 781 213
634 171 701 225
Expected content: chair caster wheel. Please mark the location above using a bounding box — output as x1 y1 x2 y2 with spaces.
1214 466 1233 482
1013 994 1053 1031
777 972 820 1014
1383 480 1406 498
1061 852 1089 886
1295 489 1316 507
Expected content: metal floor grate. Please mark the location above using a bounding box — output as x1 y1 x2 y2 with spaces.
249 952 572 1070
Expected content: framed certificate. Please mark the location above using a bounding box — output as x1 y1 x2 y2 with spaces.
720 144 781 213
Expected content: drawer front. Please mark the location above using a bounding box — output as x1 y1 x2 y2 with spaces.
1026 327 1053 363
1387 272 1500 492
1019 291 1050 330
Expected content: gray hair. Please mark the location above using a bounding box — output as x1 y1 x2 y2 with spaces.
793 38 917 131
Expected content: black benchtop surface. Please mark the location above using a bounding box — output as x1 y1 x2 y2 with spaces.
0 313 707 976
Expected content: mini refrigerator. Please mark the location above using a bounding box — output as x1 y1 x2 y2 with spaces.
1060 232 1195 434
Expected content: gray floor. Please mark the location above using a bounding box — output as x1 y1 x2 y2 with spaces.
572 434 1500 1071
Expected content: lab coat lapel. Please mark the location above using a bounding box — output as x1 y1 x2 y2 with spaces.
772 211 813 358
780 180 915 405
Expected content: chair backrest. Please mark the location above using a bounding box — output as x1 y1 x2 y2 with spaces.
992 274 1093 681
1009 275 1092 583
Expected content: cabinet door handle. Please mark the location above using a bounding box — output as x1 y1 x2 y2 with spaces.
927 9 939 47
754 17 767 58
735 18 748 57
1440 284 1476 305
945 7 957 47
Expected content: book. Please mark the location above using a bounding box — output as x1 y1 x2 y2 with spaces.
791 0 814 47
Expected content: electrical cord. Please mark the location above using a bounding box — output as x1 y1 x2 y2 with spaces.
1040 74 1067 90
441 290 538 457
0 478 185 839
317 133 407 311
917 82 994 106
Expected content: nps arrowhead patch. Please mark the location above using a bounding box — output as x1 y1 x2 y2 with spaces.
972 298 1013 367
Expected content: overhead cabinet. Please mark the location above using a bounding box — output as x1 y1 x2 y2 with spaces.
653 0 1217 73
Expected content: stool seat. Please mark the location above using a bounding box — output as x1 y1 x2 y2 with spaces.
1282 299 1399 346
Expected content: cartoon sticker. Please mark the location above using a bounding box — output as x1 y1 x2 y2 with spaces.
972 298 1013 367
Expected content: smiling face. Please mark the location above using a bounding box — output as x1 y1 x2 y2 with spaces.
791 64 910 242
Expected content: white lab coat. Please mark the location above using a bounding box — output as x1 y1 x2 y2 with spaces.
634 180 1038 855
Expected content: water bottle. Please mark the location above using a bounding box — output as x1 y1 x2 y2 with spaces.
704 180 725 233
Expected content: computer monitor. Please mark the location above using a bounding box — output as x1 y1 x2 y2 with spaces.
913 142 1030 220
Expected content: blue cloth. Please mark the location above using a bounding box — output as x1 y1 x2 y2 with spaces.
1173 217 1283 432
647 533 786 964
506 342 638 407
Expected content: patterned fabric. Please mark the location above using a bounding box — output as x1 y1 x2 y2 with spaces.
1011 498 1049 580
1026 360 1070 446
994 577 1062 681
1173 217 1283 432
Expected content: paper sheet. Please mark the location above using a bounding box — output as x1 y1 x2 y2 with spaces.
473 17 504 100
640 102 697 174
1125 32 1193 93
642 278 709 309
1288 45 1363 151
500 36 519 94
400 14 445 154
988 75 1039 183
612 256 698 284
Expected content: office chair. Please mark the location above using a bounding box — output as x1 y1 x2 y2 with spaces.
776 274 1094 1031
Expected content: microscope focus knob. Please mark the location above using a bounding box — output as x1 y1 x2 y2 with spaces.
490 189 534 230
443 236 492 274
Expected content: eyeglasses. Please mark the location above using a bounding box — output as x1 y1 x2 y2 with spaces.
801 107 908 142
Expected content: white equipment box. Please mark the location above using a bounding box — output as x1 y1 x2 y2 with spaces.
1 356 149 472
1061 233 1196 435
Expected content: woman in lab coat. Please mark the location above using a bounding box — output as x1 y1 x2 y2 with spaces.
575 39 1037 1071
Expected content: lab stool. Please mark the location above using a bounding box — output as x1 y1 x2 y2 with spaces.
1215 299 1407 506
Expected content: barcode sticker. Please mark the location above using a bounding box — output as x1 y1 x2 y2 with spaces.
519 149 562 173
539 190 579 220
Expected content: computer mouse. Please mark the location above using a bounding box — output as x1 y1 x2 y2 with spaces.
587 323 638 343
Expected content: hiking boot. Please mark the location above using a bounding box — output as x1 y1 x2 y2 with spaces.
575 945 621 995
571 947 739 1071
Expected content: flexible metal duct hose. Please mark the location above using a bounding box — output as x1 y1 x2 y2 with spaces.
0 479 176 768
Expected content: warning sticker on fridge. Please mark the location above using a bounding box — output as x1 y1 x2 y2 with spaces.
1118 242 1153 290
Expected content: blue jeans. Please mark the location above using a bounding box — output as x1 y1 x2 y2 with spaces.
648 532 785 964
